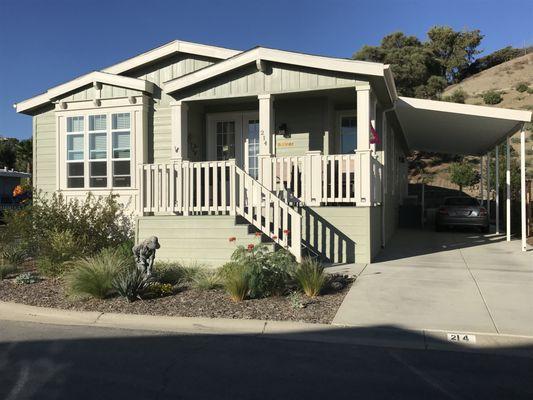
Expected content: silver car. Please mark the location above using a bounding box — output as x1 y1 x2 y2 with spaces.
436 197 490 233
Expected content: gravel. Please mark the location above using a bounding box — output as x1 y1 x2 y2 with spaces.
0 276 352 324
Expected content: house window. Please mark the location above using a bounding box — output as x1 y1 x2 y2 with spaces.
65 112 131 189
66 116 85 188
340 116 357 154
112 113 131 187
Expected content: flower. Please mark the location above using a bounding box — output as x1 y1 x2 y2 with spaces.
283 229 290 235
254 232 262 237
228 237 236 243
247 243 255 251
13 185 24 197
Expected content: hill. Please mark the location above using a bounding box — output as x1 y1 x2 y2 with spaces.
409 53 533 196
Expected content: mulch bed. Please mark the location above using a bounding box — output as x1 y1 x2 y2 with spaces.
0 275 352 325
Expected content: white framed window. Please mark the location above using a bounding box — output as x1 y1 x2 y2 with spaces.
66 116 85 188
64 112 132 189
111 113 131 187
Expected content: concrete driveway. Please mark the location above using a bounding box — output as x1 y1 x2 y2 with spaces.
334 229 533 336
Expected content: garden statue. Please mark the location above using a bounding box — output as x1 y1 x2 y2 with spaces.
132 236 160 276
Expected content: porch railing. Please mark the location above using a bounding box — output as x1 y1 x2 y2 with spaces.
138 160 301 261
260 150 382 206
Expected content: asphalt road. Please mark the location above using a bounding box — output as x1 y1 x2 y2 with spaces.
1 320 532 400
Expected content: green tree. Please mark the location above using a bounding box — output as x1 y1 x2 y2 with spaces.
0 138 18 169
15 138 32 173
426 26 483 83
449 161 479 192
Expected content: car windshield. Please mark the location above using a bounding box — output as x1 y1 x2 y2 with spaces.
444 197 479 206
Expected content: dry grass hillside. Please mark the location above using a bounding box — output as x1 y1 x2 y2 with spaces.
409 53 533 195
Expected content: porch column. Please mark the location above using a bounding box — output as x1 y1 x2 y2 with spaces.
258 94 274 189
486 152 491 222
495 145 500 234
520 126 527 251
170 101 188 161
356 82 371 150
506 137 511 241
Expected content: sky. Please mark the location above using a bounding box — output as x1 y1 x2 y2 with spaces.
0 0 532 140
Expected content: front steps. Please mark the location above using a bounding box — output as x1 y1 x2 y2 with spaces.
136 215 274 268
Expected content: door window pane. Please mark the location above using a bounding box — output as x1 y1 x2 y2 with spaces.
216 121 235 160
340 116 356 154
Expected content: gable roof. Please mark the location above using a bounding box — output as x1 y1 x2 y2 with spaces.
102 40 240 75
162 46 398 102
15 40 240 115
15 71 155 114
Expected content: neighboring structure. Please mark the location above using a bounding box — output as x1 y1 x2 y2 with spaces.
15 40 532 265
0 167 31 209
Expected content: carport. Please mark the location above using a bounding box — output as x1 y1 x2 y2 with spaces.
394 96 532 251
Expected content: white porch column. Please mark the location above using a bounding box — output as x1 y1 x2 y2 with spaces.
258 94 274 189
506 137 511 241
486 152 491 220
170 101 188 161
356 82 371 151
495 145 500 234
520 127 527 251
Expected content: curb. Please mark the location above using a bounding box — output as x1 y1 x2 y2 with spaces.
1 301 533 357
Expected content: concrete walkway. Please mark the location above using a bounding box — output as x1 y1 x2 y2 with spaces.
334 229 533 336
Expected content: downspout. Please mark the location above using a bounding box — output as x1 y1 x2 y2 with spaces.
381 104 396 248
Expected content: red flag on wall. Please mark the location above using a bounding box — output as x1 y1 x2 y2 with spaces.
370 123 381 145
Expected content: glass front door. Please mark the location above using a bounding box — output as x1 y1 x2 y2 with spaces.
215 121 236 160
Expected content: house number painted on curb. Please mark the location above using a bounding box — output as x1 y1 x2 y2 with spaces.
447 333 476 344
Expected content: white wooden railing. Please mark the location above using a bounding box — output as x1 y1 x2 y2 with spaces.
138 160 301 261
260 150 381 206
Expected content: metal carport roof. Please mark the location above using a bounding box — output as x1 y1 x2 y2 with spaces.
395 96 532 155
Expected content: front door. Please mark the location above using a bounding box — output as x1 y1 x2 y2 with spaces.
207 112 259 177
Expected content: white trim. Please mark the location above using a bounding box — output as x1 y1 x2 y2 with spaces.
102 40 240 75
54 95 150 112
16 72 154 114
397 96 532 123
163 47 389 94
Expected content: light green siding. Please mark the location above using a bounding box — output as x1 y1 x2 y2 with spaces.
33 108 56 194
136 215 261 267
181 63 355 101
302 206 372 264
57 83 142 102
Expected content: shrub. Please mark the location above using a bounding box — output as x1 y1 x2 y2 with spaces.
147 282 174 297
515 82 529 93
65 248 127 299
293 258 326 298
155 262 188 286
36 229 84 276
226 244 296 298
527 87 533 94
446 88 467 104
2 192 133 257
113 265 155 302
221 262 250 302
483 90 503 105
36 257 66 277
0 265 17 280
1 246 27 267
15 272 40 284
192 269 222 290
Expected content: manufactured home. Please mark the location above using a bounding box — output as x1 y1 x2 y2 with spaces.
15 40 532 265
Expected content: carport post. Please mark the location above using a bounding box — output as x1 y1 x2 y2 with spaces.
495 146 500 234
486 152 491 221
506 137 511 242
520 127 527 251
480 155 484 206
